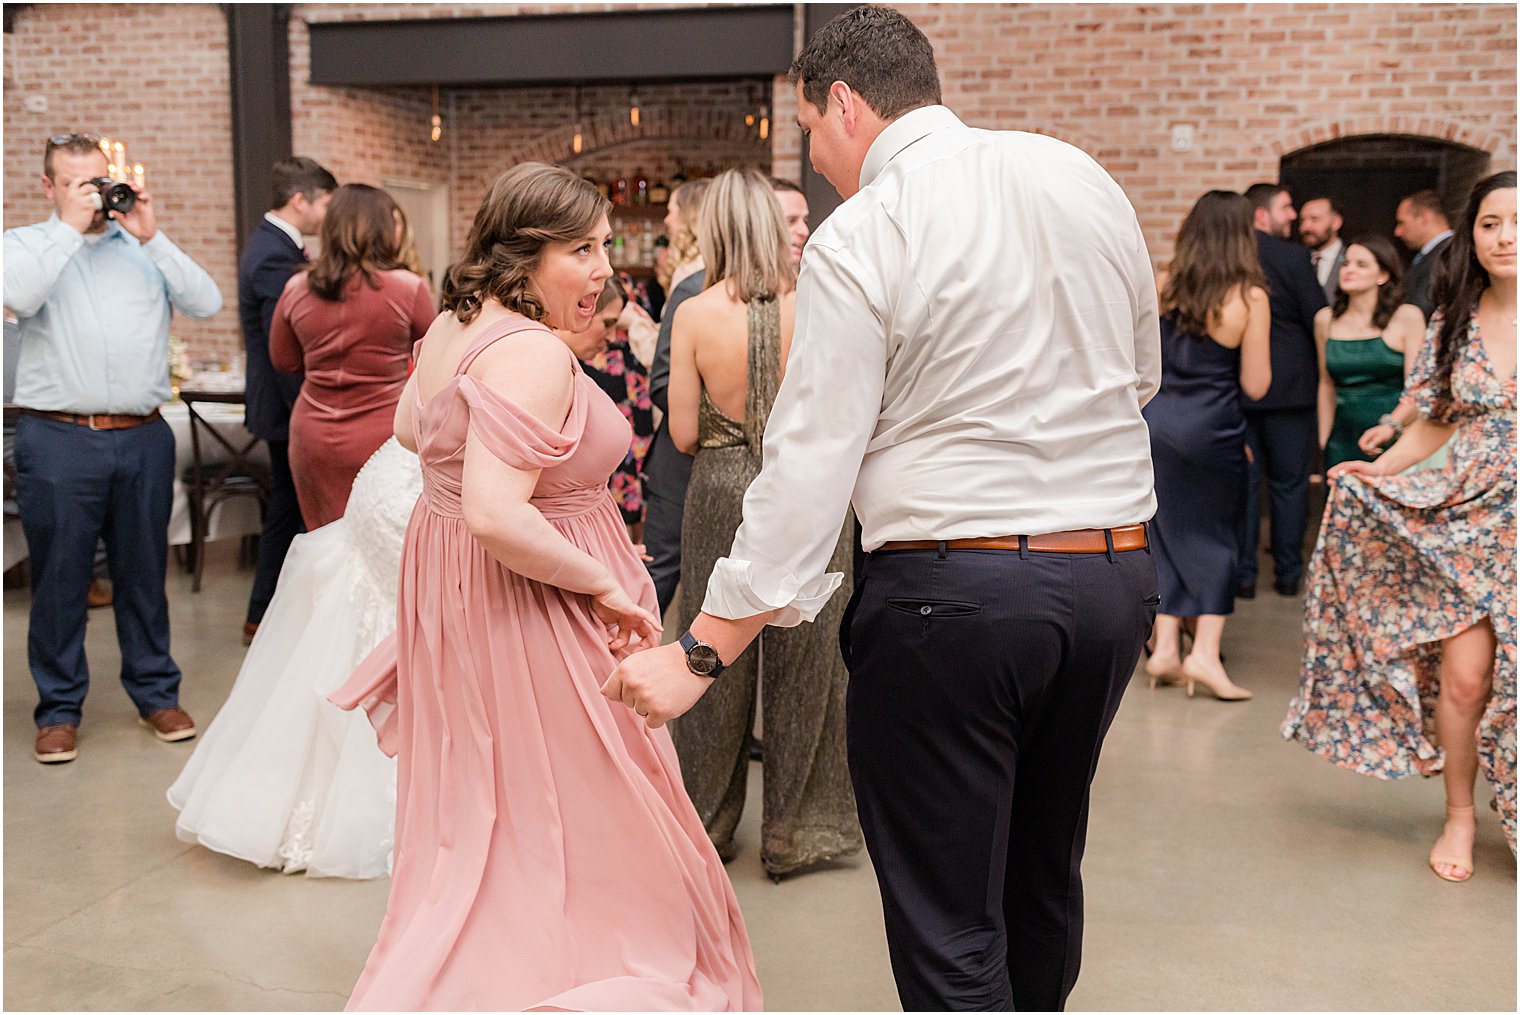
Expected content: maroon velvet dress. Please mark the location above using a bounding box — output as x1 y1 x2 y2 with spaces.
271 269 436 528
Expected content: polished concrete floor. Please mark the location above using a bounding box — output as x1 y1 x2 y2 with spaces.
4 543 1515 1011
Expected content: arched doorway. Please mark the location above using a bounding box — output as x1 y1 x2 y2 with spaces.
1279 135 1491 260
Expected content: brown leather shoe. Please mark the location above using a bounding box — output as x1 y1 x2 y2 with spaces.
139 707 197 742
35 724 78 763
87 579 113 609
242 621 259 646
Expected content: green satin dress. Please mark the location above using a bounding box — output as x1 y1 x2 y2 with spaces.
1325 335 1406 468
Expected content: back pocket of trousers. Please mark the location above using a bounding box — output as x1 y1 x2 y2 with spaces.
886 598 983 618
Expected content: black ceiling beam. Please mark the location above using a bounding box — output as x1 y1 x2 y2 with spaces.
4 5 33 33
308 5 795 88
226 4 293 253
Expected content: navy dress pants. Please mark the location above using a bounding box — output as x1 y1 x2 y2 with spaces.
842 544 1156 1011
14 414 182 727
1238 407 1315 587
245 439 304 625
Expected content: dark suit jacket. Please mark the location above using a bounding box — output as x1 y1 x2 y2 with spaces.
1404 233 1453 319
643 270 706 498
238 219 307 442
1245 231 1328 412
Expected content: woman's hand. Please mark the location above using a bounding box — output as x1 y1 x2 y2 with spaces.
590 584 662 653
630 543 654 563
1357 423 1396 456
1327 458 1388 481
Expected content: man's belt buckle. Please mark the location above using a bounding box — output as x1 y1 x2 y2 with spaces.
86 413 103 431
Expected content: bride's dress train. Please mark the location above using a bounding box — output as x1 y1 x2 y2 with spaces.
167 438 420 878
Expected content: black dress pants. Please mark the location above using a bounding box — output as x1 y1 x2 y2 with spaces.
246 439 304 625
640 426 692 617
842 544 1156 1011
1238 407 1315 587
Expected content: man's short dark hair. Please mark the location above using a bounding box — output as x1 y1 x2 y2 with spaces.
1244 182 1288 213
271 156 337 210
1303 195 1340 217
767 177 803 194
789 5 941 120
1402 189 1449 223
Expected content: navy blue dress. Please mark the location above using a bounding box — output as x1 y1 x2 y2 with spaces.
1142 312 1247 616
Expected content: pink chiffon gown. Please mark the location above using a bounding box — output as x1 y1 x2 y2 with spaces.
330 315 762 1011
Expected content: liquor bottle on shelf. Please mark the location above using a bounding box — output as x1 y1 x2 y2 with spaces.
613 174 629 206
648 176 669 204
593 177 610 200
612 234 627 265
633 167 649 205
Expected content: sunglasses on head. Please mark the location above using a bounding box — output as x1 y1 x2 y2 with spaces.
47 132 103 148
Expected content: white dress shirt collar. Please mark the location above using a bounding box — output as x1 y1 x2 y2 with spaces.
859 104 964 192
264 211 305 251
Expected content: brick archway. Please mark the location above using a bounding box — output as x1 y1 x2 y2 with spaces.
1262 117 1505 159
483 109 769 184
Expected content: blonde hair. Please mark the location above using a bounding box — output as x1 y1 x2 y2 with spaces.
698 169 796 303
660 177 710 291
441 162 609 325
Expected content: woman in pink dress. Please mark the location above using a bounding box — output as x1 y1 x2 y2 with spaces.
271 183 436 528
331 162 762 1011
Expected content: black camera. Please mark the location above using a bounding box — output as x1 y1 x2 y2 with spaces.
87 177 136 215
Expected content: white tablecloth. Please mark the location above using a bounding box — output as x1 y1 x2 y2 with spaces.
1 401 267 569
161 401 268 547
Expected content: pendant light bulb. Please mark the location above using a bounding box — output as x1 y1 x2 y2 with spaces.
630 89 641 128
430 85 443 143
573 128 583 154
746 113 755 127
759 105 770 140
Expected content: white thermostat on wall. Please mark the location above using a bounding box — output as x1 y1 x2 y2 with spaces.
1170 123 1194 153
23 95 48 113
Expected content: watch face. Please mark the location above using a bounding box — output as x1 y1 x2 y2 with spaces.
687 644 720 675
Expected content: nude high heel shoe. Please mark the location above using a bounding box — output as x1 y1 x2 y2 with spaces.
1429 804 1477 883
1181 655 1252 701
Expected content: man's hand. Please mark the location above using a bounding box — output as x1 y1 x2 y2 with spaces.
114 185 157 243
59 178 100 235
601 641 713 729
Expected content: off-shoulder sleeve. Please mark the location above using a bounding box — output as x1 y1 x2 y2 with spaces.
1405 312 1457 424
328 634 401 758
456 372 590 471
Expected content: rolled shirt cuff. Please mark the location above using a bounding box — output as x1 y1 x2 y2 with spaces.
701 556 845 628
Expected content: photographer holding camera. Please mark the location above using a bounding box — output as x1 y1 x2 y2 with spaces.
3 132 222 764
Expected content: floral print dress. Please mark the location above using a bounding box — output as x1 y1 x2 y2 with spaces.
1283 310 1516 850
582 332 654 526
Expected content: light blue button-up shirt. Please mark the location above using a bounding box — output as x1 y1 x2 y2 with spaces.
3 215 222 415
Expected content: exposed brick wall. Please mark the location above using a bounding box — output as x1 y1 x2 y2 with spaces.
6 2 1512 361
3 3 240 360
887 2 1516 263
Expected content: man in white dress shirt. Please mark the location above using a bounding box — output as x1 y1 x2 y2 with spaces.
604 7 1160 1009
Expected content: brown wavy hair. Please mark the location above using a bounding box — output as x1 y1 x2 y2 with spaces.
441 162 609 325
658 177 710 291
1161 190 1266 338
307 184 404 301
1330 234 1404 330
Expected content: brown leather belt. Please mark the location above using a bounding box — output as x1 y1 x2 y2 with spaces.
21 408 161 431
878 524 1148 555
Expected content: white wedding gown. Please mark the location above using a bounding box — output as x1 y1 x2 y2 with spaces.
168 438 420 878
